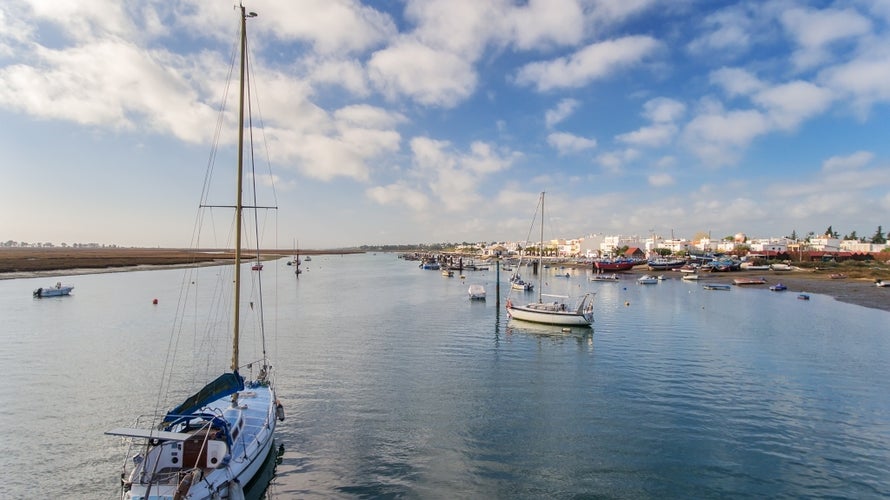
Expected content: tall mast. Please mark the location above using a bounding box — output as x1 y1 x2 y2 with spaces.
232 5 253 373
539 192 544 303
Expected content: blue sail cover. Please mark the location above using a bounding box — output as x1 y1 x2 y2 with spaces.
163 372 244 425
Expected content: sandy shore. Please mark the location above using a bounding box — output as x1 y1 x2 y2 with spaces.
611 266 890 313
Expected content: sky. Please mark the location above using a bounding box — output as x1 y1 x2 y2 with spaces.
2 0 890 249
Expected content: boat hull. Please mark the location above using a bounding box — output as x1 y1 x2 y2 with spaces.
33 286 73 297
508 305 593 326
117 384 277 500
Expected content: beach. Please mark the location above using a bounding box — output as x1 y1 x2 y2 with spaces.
2 248 887 312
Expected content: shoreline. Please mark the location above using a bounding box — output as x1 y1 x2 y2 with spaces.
3 249 888 312
594 266 890 313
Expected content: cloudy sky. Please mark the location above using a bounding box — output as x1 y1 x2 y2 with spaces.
2 0 890 248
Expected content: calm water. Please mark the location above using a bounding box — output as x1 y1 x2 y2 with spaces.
1 253 889 499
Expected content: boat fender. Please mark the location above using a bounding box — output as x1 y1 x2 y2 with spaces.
173 469 202 500
276 400 285 421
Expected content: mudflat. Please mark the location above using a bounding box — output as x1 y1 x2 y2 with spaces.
0 247 353 278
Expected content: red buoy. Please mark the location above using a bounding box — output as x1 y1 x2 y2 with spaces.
152 298 158 305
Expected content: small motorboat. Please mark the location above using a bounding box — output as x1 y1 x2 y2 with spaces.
33 282 74 298
769 283 787 291
798 293 810 300
876 279 890 288
703 284 731 291
637 275 658 285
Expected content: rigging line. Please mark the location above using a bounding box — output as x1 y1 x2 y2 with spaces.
245 26 269 364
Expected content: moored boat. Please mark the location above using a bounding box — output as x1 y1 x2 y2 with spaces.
33 282 74 297
703 284 731 290
769 283 787 291
506 192 594 327
105 7 282 498
876 279 890 288
637 275 659 284
468 284 486 300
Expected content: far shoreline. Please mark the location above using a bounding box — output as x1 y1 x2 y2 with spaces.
3 248 888 313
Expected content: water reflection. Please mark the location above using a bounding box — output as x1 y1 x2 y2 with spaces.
247 442 284 500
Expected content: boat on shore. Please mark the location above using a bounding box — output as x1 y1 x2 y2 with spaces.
734 277 767 285
105 7 282 498
33 282 74 297
594 259 637 271
647 258 686 271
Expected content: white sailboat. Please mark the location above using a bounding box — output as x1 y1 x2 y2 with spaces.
506 192 594 327
106 6 283 499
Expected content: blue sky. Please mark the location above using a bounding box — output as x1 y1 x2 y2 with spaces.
2 0 890 248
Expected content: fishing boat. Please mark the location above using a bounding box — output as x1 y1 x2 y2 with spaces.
506 192 594 327
105 6 283 499
33 282 74 297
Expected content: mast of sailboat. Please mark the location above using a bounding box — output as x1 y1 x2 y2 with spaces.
538 192 544 303
232 5 256 377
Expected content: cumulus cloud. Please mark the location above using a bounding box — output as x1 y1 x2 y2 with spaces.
547 132 597 155
514 35 660 91
648 172 674 186
821 151 873 171
780 7 872 70
545 98 580 128
368 39 477 107
710 67 766 97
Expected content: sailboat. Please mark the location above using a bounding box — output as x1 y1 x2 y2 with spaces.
506 192 594 327
105 6 283 499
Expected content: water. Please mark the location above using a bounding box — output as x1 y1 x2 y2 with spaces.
2 253 889 498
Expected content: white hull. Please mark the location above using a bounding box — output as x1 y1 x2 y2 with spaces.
508 305 593 326
507 293 594 327
33 285 73 297
112 384 278 500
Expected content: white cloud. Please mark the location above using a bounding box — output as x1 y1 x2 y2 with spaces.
781 7 872 69
241 0 396 55
753 80 834 130
308 58 369 96
710 67 765 97
514 35 660 91
821 151 873 171
505 0 585 50
366 182 429 211
547 132 597 155
687 6 753 56
368 39 477 107
682 107 770 167
617 123 676 147
648 172 674 187
545 98 580 128
643 97 685 123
